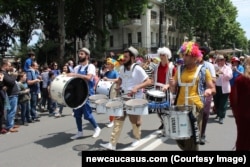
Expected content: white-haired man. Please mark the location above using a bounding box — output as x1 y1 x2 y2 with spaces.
153 47 176 131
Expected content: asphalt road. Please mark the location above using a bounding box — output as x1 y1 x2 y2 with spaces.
0 107 237 167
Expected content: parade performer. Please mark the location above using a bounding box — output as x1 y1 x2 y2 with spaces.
67 47 101 139
153 47 176 131
100 46 151 150
169 41 215 151
102 58 119 128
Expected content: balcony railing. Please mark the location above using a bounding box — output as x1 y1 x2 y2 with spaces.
123 19 142 26
123 43 142 49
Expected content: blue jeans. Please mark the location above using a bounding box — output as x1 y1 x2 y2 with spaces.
30 92 38 119
73 100 98 132
20 101 31 123
6 95 18 129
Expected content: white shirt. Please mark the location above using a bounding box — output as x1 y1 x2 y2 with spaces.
119 64 148 98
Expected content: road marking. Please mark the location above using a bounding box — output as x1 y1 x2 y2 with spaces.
141 137 168 150
119 130 162 151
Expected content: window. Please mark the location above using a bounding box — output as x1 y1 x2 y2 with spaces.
151 11 157 20
128 12 140 19
128 33 132 45
110 35 113 47
137 32 142 43
151 32 153 43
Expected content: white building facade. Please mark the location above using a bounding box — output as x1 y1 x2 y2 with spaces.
107 0 187 55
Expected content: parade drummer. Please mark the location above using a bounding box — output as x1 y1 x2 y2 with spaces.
67 47 101 139
152 47 176 131
102 58 119 128
100 46 151 150
169 41 215 151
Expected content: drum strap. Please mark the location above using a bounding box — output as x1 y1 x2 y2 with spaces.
78 65 88 74
177 65 202 105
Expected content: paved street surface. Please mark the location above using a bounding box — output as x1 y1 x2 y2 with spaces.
0 107 236 167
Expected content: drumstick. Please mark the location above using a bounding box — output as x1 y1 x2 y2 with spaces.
155 83 165 87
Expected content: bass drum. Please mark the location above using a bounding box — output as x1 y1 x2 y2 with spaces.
50 75 89 109
96 79 117 99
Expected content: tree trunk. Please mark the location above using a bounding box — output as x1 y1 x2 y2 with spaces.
93 0 105 59
58 0 65 66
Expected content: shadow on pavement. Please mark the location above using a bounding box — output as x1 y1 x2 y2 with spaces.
34 132 80 148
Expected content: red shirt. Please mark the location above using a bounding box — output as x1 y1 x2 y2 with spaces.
157 63 176 84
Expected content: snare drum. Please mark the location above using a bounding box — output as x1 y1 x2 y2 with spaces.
163 105 193 140
50 75 88 109
96 80 117 99
146 89 166 102
105 101 124 116
95 99 109 114
89 94 108 109
125 99 148 115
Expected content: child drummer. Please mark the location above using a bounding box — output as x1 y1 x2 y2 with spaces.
102 58 119 128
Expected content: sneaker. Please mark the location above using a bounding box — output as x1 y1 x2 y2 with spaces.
200 136 206 145
22 122 29 126
131 140 140 147
107 121 114 128
34 118 40 122
54 112 61 118
92 127 101 138
219 118 224 124
100 142 116 150
70 131 83 140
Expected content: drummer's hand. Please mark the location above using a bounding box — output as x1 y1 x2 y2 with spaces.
131 86 139 95
162 84 169 92
204 89 212 97
103 77 108 81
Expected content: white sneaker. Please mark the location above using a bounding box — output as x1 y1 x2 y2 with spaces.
100 142 116 150
92 127 101 138
131 140 140 147
107 121 114 128
54 112 61 117
70 131 83 140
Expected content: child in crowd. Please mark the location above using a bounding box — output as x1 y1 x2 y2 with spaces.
17 72 31 125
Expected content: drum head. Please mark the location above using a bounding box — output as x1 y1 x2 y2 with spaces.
106 101 123 108
89 94 108 101
95 99 108 104
64 78 88 108
121 95 133 101
125 99 148 107
147 89 166 98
